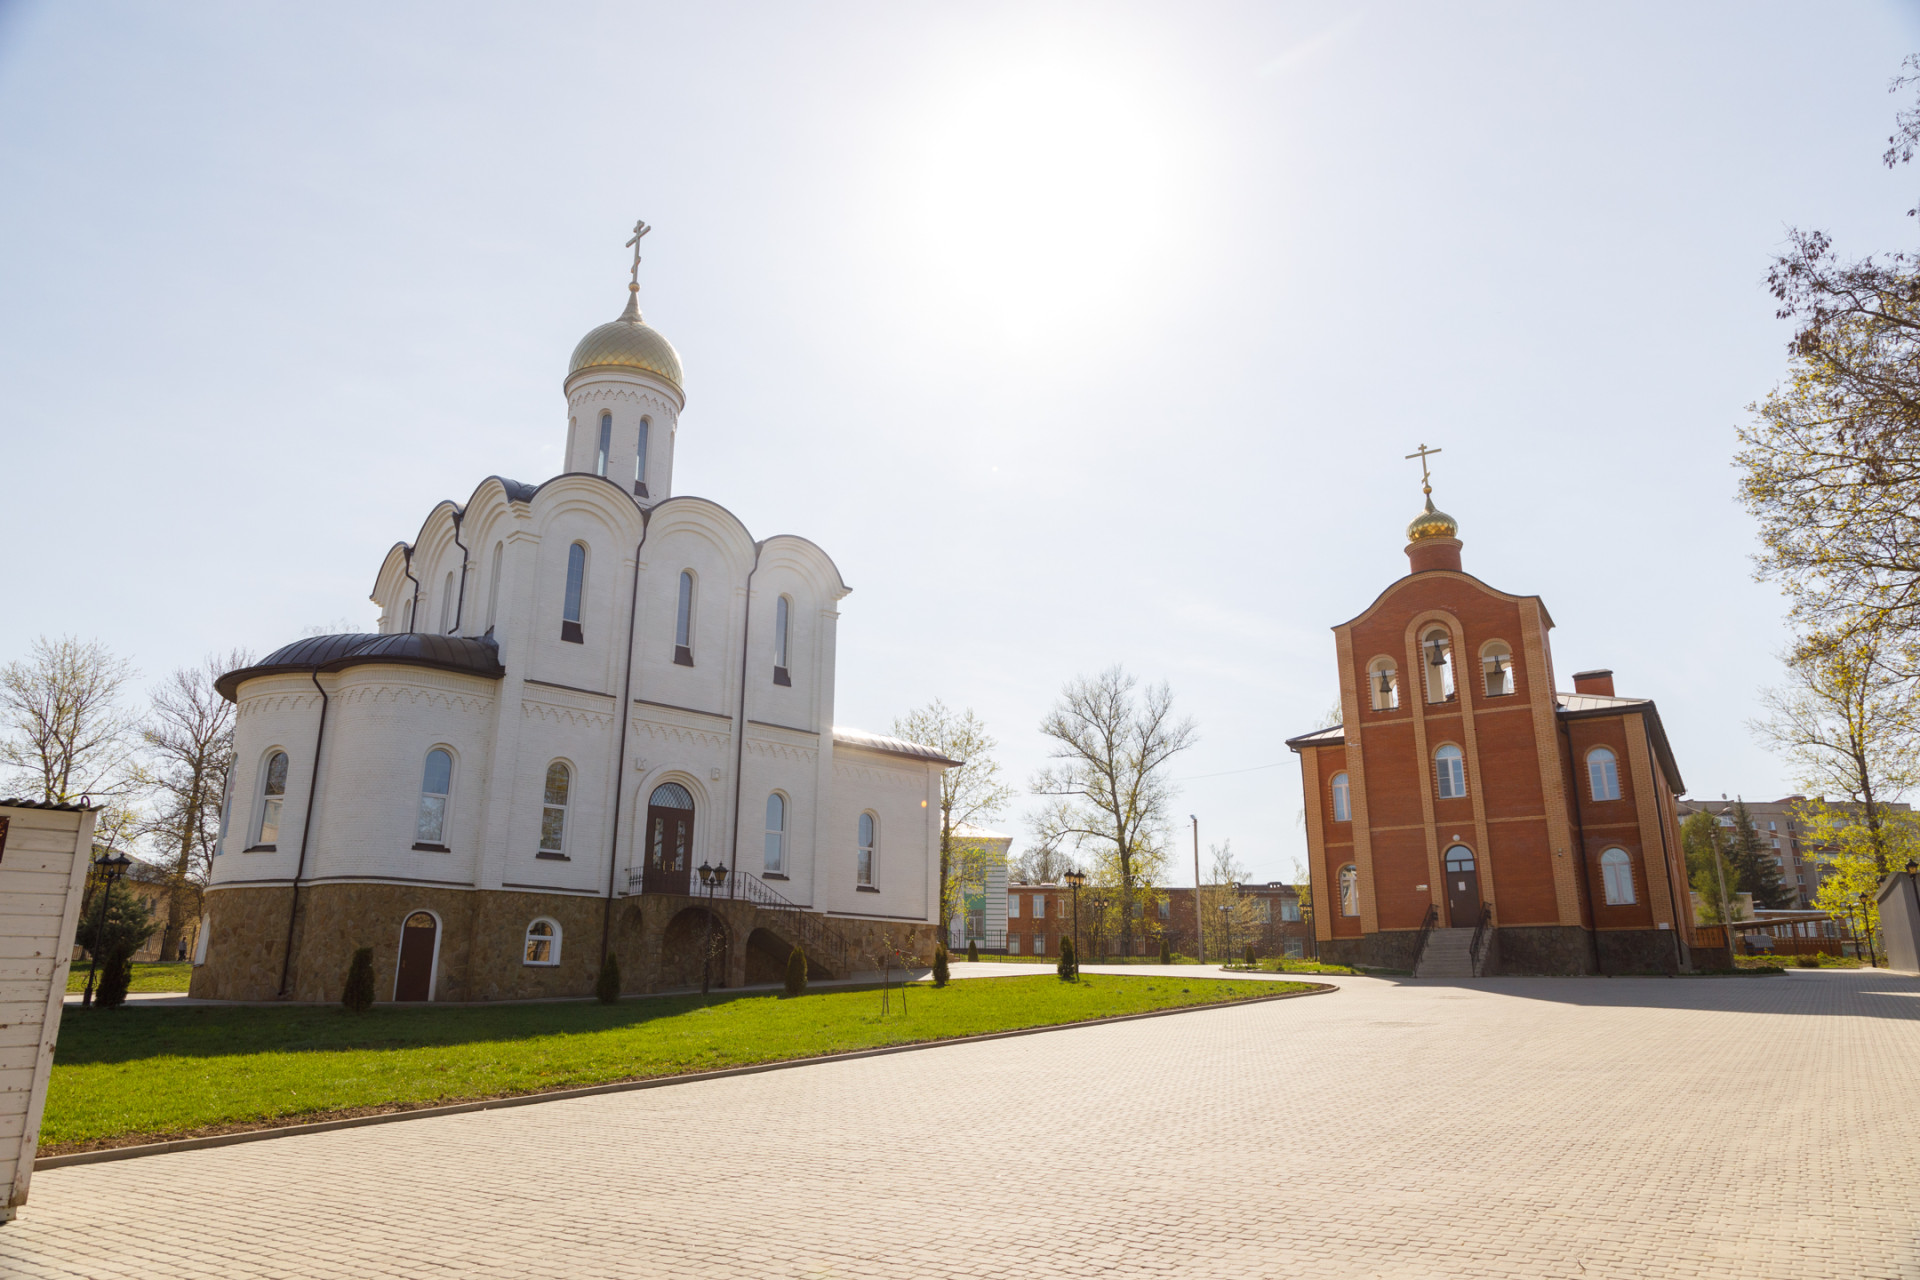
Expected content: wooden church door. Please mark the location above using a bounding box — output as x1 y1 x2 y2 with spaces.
1444 845 1482 929
643 783 696 895
394 911 437 1001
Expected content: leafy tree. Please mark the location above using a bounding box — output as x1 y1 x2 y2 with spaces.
784 946 808 997
1681 810 1745 925
0 636 141 804
1056 934 1078 981
1798 799 1920 946
931 943 950 988
1737 61 1920 666
891 700 1016 935
595 951 621 1004
1032 666 1197 958
341 947 376 1013
139 652 247 960
1725 800 1791 909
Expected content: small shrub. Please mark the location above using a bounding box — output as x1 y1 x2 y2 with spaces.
341 947 376 1013
1159 938 1171 965
94 949 135 1009
784 946 808 997
1795 955 1820 969
1057 935 1078 981
932 943 950 988
595 951 621 1005
1244 944 1257 967
967 939 979 963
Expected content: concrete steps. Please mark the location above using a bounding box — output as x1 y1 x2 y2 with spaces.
1415 927 1479 979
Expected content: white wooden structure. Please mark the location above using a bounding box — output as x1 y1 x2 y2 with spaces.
0 801 96 1221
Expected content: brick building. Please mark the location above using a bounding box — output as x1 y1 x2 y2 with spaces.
1287 469 1695 975
998 880 1312 960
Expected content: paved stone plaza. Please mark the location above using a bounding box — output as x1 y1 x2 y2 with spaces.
7 967 1919 1278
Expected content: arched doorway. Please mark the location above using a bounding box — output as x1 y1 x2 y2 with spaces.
394 911 438 1001
1444 845 1482 929
661 906 729 989
642 782 696 895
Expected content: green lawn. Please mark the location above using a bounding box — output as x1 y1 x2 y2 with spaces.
65 961 195 994
1228 957 1356 976
45 974 1305 1154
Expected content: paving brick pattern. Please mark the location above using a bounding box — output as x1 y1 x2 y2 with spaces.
7 967 1920 1278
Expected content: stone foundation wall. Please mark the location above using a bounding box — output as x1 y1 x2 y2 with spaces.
191 882 939 1003
1488 925 1597 976
1595 928 1684 975
1319 929 1422 971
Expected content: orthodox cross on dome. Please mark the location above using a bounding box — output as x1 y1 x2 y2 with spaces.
1404 442 1442 496
625 219 652 291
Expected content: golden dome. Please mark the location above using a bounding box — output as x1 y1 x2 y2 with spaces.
1406 494 1458 543
567 290 683 393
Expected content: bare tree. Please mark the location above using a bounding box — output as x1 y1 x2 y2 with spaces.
0 636 141 804
1752 628 1918 873
891 699 1016 933
140 652 249 960
1031 666 1197 957
1198 839 1261 960
1012 840 1071 884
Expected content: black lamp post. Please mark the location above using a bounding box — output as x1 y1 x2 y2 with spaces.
697 860 729 995
1064 869 1086 963
80 849 133 1008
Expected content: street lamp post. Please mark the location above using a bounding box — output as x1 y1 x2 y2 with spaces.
1064 869 1086 963
80 849 133 1008
697 860 729 995
1190 815 1204 965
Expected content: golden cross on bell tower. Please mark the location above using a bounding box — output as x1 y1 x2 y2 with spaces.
625 219 651 292
1404 442 1442 496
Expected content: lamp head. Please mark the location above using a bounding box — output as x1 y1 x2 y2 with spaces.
1907 859 1917 875
714 863 729 884
697 861 714 886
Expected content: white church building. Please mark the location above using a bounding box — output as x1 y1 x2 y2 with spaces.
194 229 954 1003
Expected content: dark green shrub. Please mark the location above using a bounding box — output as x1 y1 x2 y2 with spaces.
1057 935 1078 981
341 947 376 1013
967 939 978 963
595 951 621 1004
1159 938 1171 965
932 943 950 987
784 946 808 997
1245 944 1257 967
1795 955 1820 968
94 950 135 1009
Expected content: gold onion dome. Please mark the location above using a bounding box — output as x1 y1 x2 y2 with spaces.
1406 494 1459 543
567 288 684 393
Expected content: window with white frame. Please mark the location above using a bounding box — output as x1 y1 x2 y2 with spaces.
1422 628 1456 703
1600 847 1636 905
1281 898 1301 922
1034 893 1045 919
596 411 612 477
524 918 562 965
540 762 570 856
1369 657 1399 711
1159 899 1170 919
1481 641 1513 697
402 597 414 633
764 792 786 874
485 541 503 631
1434 744 1467 799
1587 747 1621 802
416 748 453 847
1007 934 1020 954
562 543 587 643
1331 771 1351 822
674 570 695 665
1034 935 1046 955
634 417 650 496
441 571 456 634
254 750 289 847
1008 893 1020 918
773 594 791 685
1256 899 1272 922
856 812 875 886
1339 864 1360 916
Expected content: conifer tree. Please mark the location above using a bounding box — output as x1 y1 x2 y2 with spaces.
1159 938 1171 965
595 951 621 1004
931 943 950 988
1726 799 1791 908
341 947 375 1013
1057 934 1078 981
784 946 807 997
967 939 978 963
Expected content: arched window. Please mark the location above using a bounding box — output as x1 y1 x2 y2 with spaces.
539 762 571 857
1369 658 1399 711
1600 847 1636 905
216 766 234 852
485 541 503 631
562 543 586 643
1422 628 1456 703
856 812 876 887
402 597 414 633
1481 641 1513 697
416 748 453 848
1330 772 1351 823
773 594 791 684
253 750 289 847
441 571 456 634
764 792 787 874
1434 744 1467 799
1338 864 1359 916
634 417 650 497
674 570 695 665
596 411 612 477
1587 746 1621 802
523 918 562 966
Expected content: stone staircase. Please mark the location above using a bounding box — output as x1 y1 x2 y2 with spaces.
1414 927 1478 979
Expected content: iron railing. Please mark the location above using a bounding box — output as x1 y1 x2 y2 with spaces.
728 871 859 980
1469 901 1495 976
1410 903 1439 973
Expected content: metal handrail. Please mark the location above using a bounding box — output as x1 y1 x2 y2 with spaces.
1469 901 1495 976
1410 903 1439 973
729 871 858 980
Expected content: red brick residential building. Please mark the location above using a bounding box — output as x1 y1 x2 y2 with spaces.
1000 881 1312 960
1286 477 1694 975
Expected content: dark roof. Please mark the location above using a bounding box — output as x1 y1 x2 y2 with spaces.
216 632 507 700
1285 724 1346 749
0 797 94 811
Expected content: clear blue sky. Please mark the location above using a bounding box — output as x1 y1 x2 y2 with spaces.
2 2 1915 882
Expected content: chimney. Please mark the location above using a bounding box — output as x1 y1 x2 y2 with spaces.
1572 669 1615 697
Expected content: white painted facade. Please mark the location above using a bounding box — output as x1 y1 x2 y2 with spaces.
208 271 949 941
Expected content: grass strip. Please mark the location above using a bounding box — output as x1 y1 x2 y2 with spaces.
65 961 195 994
46 974 1302 1154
